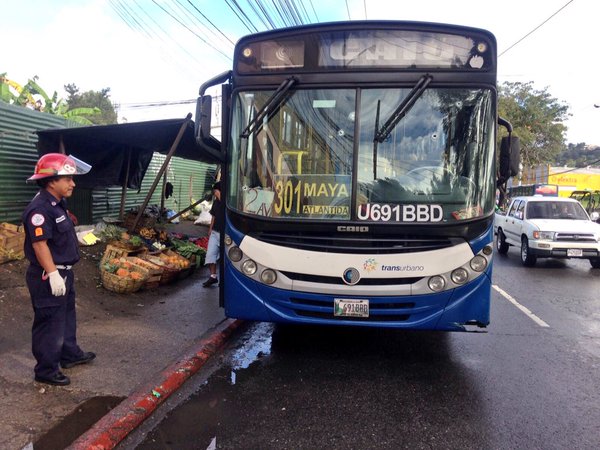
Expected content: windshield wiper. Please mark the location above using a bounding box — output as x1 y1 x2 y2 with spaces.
240 76 297 138
372 100 381 180
373 74 433 143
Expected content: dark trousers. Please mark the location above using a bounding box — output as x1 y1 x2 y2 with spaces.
26 266 83 378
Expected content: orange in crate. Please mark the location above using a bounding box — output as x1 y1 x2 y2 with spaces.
129 257 163 289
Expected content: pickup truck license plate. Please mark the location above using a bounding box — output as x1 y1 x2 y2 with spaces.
567 249 583 257
334 299 369 318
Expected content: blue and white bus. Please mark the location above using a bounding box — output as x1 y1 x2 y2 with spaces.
195 21 519 330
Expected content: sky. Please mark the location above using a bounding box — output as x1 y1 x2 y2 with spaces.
1 0 598 145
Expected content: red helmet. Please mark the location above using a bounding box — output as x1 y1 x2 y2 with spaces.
27 153 92 182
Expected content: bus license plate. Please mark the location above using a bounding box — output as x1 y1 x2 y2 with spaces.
334 299 369 318
567 249 583 257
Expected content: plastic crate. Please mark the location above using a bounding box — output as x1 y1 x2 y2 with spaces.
129 257 163 290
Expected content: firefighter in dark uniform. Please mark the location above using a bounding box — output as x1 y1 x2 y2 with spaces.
23 153 96 386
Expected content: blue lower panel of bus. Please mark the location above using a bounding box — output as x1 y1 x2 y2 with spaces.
224 264 492 331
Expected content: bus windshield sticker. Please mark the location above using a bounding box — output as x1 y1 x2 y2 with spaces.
272 174 351 219
357 203 444 222
313 100 336 108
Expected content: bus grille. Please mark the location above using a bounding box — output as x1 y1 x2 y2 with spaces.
251 232 456 254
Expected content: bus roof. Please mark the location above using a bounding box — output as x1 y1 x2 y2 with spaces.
235 20 496 45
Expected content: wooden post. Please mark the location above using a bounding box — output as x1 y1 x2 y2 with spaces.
160 167 167 219
128 114 192 233
119 147 132 221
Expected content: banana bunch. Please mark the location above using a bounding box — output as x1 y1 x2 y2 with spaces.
139 227 156 239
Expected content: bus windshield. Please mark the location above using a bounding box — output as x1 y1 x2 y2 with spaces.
228 86 495 223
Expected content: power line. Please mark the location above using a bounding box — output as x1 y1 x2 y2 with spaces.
298 0 312 24
249 0 276 29
119 95 223 109
151 0 233 60
172 0 235 50
184 0 236 46
345 0 351 20
549 158 600 175
224 0 259 33
308 0 319 22
499 0 574 57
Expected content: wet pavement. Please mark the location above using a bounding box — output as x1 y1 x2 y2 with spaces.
0 219 229 450
33 396 124 450
124 257 600 450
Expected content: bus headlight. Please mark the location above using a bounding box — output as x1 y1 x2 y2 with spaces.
260 269 277 285
451 268 469 284
428 275 446 292
228 246 243 262
224 234 232 246
470 255 488 272
242 259 257 275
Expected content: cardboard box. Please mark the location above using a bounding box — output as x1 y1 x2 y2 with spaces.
0 223 25 263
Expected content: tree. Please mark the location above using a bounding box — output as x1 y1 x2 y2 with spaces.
1 74 101 125
64 84 118 125
498 81 570 168
0 73 35 107
555 142 600 168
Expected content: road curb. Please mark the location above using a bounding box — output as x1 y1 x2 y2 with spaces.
67 318 244 450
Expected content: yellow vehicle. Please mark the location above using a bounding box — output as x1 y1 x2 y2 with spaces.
570 190 600 222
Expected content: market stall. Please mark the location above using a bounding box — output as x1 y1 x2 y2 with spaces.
34 115 220 293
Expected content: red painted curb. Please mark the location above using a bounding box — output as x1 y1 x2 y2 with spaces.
67 319 243 450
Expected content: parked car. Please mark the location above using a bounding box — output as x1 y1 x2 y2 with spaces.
494 196 600 267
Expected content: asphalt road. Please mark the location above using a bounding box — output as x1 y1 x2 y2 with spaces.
122 251 600 450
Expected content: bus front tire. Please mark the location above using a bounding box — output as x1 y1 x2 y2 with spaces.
590 258 600 269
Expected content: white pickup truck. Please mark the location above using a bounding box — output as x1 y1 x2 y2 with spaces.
494 196 600 267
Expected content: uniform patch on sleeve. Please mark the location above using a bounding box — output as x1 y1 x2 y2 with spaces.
35 227 43 237
31 213 45 226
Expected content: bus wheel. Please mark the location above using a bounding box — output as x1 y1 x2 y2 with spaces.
520 237 537 267
590 258 600 269
496 229 509 254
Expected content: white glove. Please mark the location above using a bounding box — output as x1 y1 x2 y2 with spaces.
48 270 67 296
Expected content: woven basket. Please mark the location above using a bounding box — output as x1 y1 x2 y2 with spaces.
100 263 149 294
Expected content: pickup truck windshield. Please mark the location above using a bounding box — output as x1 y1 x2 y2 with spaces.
527 201 589 220
228 87 495 222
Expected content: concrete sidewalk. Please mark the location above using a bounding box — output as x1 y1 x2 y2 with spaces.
0 222 234 449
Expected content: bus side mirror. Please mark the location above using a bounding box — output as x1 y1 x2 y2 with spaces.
195 95 212 142
500 136 520 179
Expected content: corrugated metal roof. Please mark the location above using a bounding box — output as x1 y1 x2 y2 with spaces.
1 102 217 225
